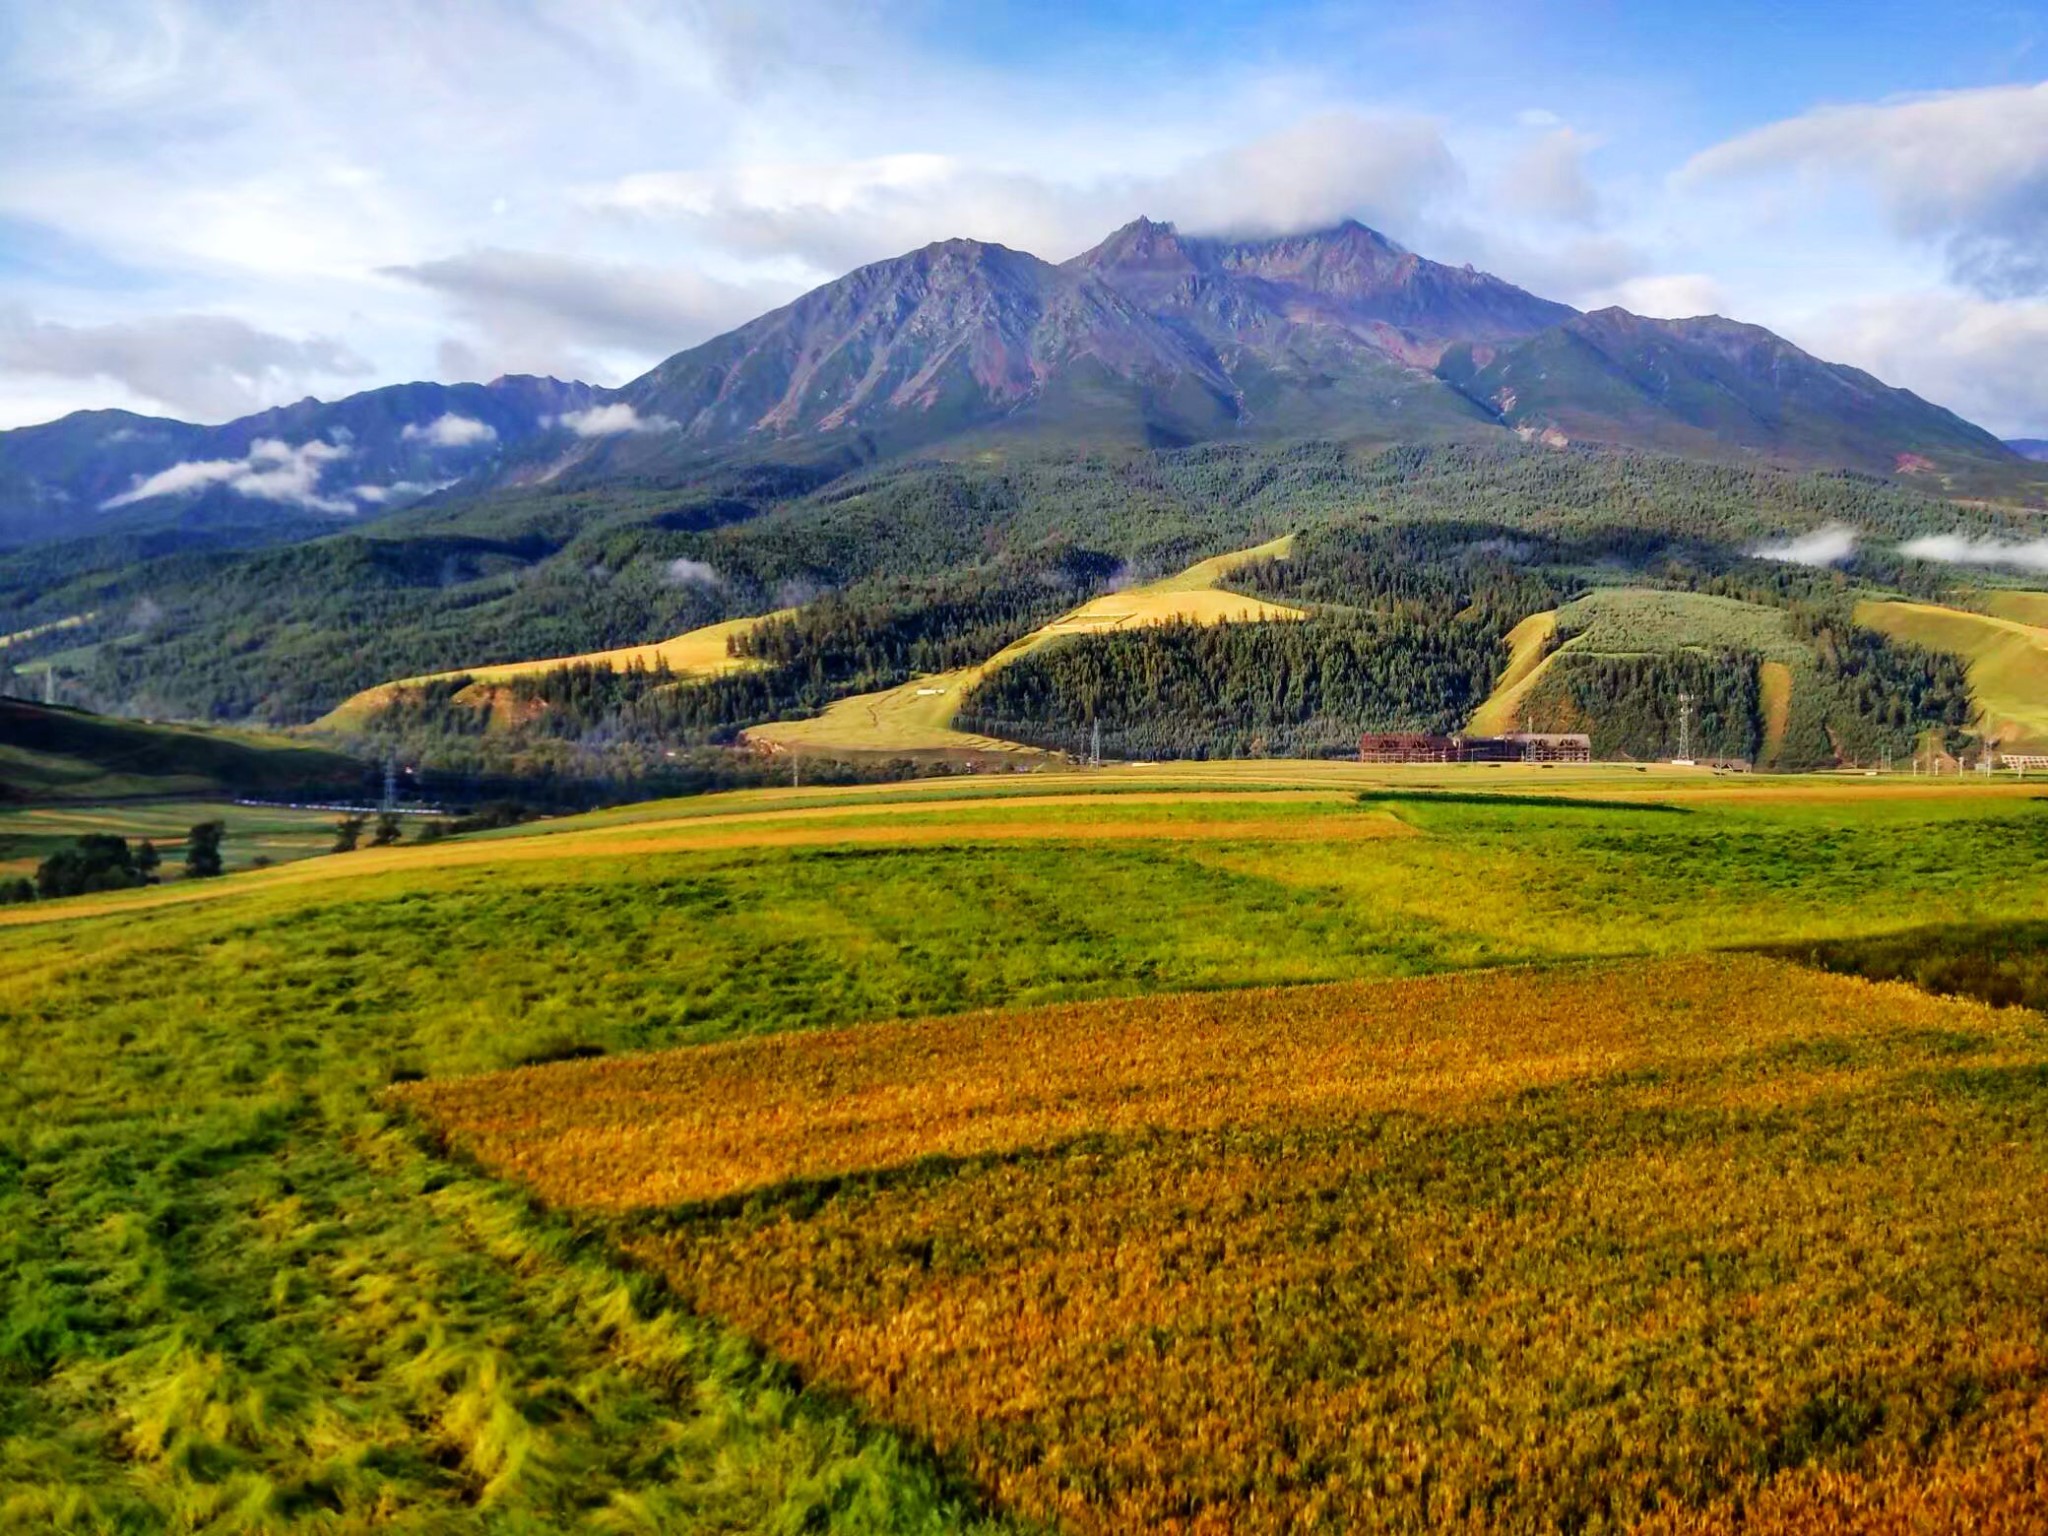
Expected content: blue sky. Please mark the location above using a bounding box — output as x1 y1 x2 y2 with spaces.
2 0 2045 434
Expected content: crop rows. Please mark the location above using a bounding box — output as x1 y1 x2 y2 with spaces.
406 956 2048 1532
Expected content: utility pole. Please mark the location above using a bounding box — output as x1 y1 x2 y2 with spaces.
1090 718 1101 769
44 666 55 706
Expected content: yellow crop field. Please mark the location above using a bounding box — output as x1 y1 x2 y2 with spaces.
314 611 790 730
746 538 1303 756
405 954 2048 1534
1855 598 2048 749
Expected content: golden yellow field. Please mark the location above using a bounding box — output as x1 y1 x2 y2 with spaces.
313 611 789 730
404 953 2048 1534
1855 598 2048 749
746 538 1302 756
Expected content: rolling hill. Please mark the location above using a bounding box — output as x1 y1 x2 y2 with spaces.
1854 598 2048 750
0 697 366 802
314 611 793 732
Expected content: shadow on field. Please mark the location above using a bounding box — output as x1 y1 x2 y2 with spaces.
1762 921 2048 1013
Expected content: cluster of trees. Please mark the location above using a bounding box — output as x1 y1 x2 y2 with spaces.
960 613 1520 760
12 821 225 902
1522 652 1762 761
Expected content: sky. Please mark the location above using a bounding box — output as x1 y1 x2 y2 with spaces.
2 0 2046 436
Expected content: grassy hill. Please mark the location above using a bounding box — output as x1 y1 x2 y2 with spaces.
1465 588 1969 768
1855 598 2048 750
314 611 792 732
745 537 1302 758
0 697 365 802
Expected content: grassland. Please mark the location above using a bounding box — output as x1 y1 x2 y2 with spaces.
313 610 792 731
745 539 1303 758
412 956 2048 1534
6 766 2048 1530
1982 589 2048 629
1855 597 2048 749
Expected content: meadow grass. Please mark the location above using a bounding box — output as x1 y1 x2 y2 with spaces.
5 772 2048 1528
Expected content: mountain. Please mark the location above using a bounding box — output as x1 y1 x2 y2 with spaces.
1436 310 2017 477
563 219 1570 475
2009 439 2048 462
1 219 2034 552
0 375 604 550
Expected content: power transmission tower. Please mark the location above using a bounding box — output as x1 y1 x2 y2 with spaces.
1090 718 1101 768
44 666 55 706
1675 690 1692 764
382 755 398 812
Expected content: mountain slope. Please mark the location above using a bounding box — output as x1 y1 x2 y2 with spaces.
1438 310 2017 477
0 375 605 550
2009 439 2048 462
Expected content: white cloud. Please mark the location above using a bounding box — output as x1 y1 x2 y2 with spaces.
387 249 795 380
103 437 355 512
351 477 457 506
663 557 721 587
1682 83 2048 297
1497 127 1599 225
584 111 1463 271
555 403 674 437
0 305 370 422
400 412 496 448
1752 525 1858 566
1899 534 2048 572
1593 273 1728 319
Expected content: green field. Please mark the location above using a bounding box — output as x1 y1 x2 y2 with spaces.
5 766 2048 1530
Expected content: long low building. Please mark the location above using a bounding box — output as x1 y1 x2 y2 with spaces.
1360 732 1593 765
